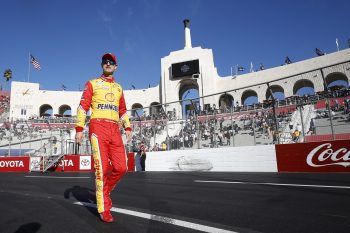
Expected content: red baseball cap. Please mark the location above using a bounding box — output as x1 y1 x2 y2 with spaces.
102 53 117 64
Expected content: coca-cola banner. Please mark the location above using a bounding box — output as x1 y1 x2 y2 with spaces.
0 157 30 172
275 140 350 172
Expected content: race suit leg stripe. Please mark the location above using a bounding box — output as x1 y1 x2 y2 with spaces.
91 132 110 213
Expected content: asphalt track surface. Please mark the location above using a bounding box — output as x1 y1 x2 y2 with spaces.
0 172 349 233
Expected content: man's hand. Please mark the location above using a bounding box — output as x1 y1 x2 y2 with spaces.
75 132 83 145
125 130 132 143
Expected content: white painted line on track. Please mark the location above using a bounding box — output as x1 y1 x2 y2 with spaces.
74 201 237 233
25 176 91 179
194 180 350 189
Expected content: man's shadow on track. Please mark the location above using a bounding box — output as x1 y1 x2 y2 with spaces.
14 222 41 233
64 185 99 218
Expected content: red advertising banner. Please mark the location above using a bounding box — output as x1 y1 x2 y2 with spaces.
275 140 350 172
47 154 135 172
127 152 135 172
50 155 94 172
0 156 30 172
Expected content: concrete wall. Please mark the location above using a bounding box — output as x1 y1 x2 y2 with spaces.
145 145 277 172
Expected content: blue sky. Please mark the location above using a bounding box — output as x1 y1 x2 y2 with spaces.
0 0 349 94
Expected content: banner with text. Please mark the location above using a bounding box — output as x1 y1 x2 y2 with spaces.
275 140 350 172
49 155 93 172
0 157 30 172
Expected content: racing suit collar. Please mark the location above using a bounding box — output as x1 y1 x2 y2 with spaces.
100 74 115 83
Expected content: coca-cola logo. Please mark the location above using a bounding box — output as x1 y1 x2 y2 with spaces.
307 143 350 167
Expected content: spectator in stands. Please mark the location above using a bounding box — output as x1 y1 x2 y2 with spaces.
161 141 167 151
344 99 349 114
308 119 316 135
135 142 142 172
272 129 279 144
296 123 302 133
292 129 300 142
225 130 231 145
139 141 146 171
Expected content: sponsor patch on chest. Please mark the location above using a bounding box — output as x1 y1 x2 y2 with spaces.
96 103 119 112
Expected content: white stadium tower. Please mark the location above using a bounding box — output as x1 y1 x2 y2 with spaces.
7 19 350 121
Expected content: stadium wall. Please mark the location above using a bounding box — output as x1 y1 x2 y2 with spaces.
146 145 278 172
1 140 349 172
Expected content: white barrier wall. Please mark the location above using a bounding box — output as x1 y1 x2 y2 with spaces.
146 145 277 172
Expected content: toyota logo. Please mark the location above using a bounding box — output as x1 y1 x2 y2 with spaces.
81 159 90 167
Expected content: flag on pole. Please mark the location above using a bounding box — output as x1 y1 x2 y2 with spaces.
336 38 339 51
30 54 41 70
237 66 245 72
285 56 292 65
315 48 325 56
250 62 254 72
259 63 265 71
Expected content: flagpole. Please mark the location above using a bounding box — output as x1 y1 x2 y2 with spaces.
27 52 31 82
336 38 339 51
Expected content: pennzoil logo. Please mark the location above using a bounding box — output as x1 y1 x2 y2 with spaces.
97 103 118 112
105 93 115 102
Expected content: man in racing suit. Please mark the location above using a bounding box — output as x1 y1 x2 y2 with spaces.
75 53 132 223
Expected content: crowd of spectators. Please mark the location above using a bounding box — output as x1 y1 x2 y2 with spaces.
1 86 349 150
0 91 10 120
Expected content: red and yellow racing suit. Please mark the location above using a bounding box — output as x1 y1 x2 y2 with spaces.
75 75 131 213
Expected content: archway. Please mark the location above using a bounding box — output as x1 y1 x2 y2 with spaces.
178 79 199 118
131 103 144 119
266 85 285 101
325 72 349 89
58 104 72 117
241 89 258 106
293 79 315 96
39 104 53 117
218 93 234 112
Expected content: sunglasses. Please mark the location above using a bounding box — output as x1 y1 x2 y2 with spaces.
102 59 117 66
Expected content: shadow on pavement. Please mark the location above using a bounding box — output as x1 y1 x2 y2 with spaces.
64 185 99 218
14 222 41 233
